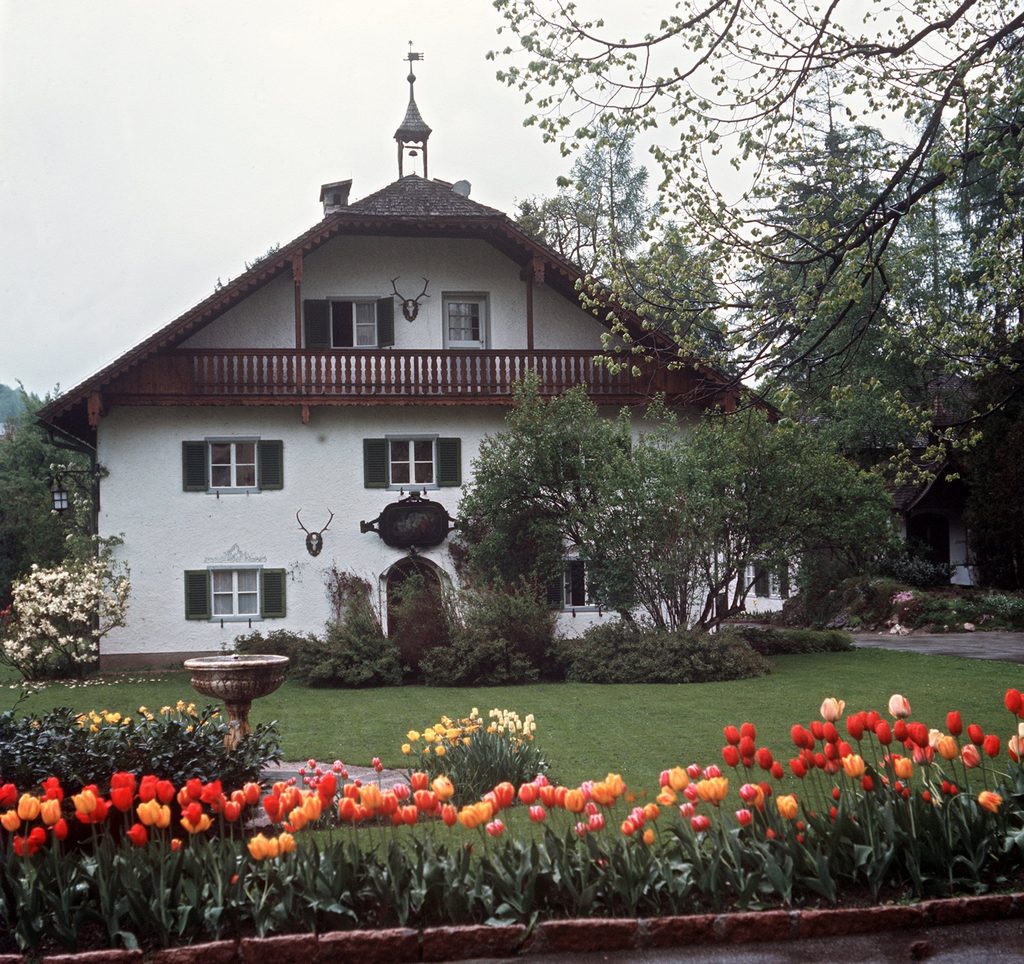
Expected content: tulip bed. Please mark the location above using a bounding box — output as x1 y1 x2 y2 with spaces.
3 689 1024 955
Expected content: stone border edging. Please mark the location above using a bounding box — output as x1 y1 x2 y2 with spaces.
9 892 1021 963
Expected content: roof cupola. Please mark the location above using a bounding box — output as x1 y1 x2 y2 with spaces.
395 43 431 179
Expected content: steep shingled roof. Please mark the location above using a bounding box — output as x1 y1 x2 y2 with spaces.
347 175 503 218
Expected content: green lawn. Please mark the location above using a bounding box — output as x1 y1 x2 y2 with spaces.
3 649 1021 793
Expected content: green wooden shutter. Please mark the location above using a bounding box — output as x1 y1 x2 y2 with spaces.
261 569 287 618
363 438 388 488
184 570 210 620
332 301 353 348
182 441 208 491
376 296 395 347
258 440 284 490
436 437 461 487
303 299 330 348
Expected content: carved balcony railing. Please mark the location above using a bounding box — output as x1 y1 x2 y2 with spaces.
108 349 703 405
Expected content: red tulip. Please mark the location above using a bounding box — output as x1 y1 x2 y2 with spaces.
410 772 429 792
968 723 984 746
770 761 785 780
810 720 825 741
893 720 908 743
875 721 893 745
789 757 808 778
528 805 546 823
156 780 176 805
946 711 963 736
1005 689 1023 715
907 723 929 748
110 785 134 813
735 808 753 826
441 804 457 827
740 722 756 740
983 734 1001 758
691 815 711 832
127 822 148 847
723 725 741 745
722 746 740 767
755 748 774 770
846 714 865 741
52 818 68 841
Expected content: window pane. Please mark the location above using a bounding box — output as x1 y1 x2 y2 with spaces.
237 570 258 591
236 442 255 463
213 595 233 615
448 302 481 341
235 465 256 487
390 440 409 461
210 443 231 466
211 465 232 487
237 592 258 614
212 571 232 592
413 440 433 461
414 462 433 483
392 463 411 484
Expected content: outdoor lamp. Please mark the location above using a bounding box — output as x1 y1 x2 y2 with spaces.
50 479 69 513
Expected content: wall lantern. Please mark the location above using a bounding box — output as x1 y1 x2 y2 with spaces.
50 478 70 513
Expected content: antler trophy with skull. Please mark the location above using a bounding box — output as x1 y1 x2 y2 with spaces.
296 509 333 557
391 277 430 322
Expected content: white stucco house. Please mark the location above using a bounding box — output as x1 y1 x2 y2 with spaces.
38 67 746 668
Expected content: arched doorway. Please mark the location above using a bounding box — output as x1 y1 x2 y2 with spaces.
384 557 448 672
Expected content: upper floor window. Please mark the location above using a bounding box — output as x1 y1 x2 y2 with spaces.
303 297 395 349
210 441 256 489
363 436 462 489
182 439 284 493
443 293 488 349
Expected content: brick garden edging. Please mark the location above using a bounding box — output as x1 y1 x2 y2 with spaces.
6 892 1021 963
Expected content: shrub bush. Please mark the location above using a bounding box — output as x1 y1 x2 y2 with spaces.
734 627 854 655
554 622 770 684
0 701 280 793
878 551 956 588
235 575 401 687
420 581 556 686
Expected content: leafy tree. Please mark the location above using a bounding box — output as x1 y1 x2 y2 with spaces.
493 1 1024 409
515 123 654 275
0 384 25 424
0 390 94 606
459 381 894 629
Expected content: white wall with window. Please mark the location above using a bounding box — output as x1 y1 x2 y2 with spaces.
743 561 793 614
180 235 609 354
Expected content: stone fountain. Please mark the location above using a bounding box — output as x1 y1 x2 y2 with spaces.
184 654 289 749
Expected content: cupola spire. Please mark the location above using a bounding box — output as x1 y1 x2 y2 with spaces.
395 43 431 178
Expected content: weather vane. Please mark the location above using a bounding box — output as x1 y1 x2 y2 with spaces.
406 42 423 65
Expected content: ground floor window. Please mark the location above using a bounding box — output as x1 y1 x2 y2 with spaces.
212 568 259 617
184 568 287 620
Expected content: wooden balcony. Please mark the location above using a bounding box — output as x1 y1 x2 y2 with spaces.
106 348 704 408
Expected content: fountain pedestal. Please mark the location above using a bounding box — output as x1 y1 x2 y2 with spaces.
184 654 289 749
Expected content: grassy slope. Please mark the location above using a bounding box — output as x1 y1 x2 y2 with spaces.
2 650 1021 793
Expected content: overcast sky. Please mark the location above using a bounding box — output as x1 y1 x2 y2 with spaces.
0 1 633 397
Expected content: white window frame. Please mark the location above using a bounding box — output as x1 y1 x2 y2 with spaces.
209 565 262 622
747 562 790 600
207 438 259 492
330 298 380 349
442 293 489 349
561 558 597 611
386 434 438 490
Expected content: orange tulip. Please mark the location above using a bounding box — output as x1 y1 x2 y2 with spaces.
776 794 799 820
892 755 914 780
1 810 20 832
935 735 958 761
978 791 1003 814
359 785 383 812
40 798 62 826
277 832 296 854
17 794 40 822
696 777 729 805
410 772 429 792
432 776 455 802
666 767 689 792
841 754 866 779
564 789 586 813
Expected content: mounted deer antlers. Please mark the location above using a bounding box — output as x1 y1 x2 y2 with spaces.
391 277 430 322
296 509 333 557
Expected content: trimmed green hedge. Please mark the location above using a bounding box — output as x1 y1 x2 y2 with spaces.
734 627 854 655
552 623 771 684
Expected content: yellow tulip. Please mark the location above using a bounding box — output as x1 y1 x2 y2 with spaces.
432 776 455 801
407 730 420 742
247 833 270 860
136 799 161 827
434 746 446 757
1 810 21 832
666 767 689 792
277 832 296 854
401 743 412 755
892 756 913 780
72 789 98 815
936 735 958 761
657 788 678 806
181 813 212 834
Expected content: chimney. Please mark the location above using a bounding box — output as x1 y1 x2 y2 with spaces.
320 179 352 215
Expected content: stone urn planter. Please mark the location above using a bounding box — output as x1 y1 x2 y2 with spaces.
184 654 289 749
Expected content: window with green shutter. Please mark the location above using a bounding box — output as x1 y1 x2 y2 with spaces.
261 569 287 618
184 570 211 620
182 442 208 491
437 438 461 487
303 299 331 348
364 438 389 488
376 296 395 347
257 440 284 490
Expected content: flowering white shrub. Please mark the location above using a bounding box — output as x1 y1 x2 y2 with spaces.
0 559 130 679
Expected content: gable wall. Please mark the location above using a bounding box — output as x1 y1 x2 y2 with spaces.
179 235 606 352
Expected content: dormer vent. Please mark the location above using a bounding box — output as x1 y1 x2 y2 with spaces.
451 180 471 198
320 179 352 215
